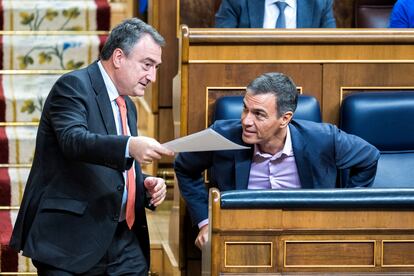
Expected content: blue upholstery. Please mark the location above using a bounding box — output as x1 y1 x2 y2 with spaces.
220 188 414 209
213 95 321 122
340 91 414 188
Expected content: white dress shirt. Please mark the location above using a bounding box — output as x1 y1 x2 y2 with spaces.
97 60 133 221
263 0 297 28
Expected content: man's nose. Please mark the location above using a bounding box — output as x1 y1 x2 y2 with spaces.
147 66 157 82
241 112 253 125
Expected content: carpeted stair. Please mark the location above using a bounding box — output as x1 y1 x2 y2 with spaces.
0 0 110 272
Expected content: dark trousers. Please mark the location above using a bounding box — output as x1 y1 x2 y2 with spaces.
33 221 148 276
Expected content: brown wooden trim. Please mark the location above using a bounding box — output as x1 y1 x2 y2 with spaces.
185 28 414 44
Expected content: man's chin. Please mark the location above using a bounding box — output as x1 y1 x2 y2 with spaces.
242 134 256 145
133 89 146 97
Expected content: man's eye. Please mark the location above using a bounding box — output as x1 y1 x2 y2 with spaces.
143 64 151 70
255 113 265 119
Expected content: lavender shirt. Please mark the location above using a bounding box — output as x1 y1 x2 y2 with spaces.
248 127 301 189
198 127 301 229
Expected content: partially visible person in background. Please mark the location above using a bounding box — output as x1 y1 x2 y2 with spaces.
389 0 414 28
215 0 336 28
139 0 148 21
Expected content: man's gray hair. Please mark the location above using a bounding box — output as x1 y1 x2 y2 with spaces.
246 72 298 117
100 18 165 60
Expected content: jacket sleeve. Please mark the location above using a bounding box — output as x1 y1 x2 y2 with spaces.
320 0 336 28
174 149 213 226
388 0 410 28
215 0 240 27
47 73 130 171
333 126 380 188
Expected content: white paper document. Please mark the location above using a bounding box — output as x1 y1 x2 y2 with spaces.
163 128 250 152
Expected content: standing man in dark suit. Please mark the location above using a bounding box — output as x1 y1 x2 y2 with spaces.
215 0 336 28
174 72 379 250
10 18 174 275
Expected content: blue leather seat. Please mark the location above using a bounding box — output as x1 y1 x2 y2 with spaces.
340 91 414 187
220 188 414 209
213 94 321 122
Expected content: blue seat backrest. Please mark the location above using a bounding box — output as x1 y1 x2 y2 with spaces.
340 91 414 188
213 95 322 122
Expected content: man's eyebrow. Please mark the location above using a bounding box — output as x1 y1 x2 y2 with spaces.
242 101 267 114
251 107 267 114
143 57 161 66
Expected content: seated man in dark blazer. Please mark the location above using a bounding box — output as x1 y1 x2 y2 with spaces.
174 72 379 250
215 0 336 28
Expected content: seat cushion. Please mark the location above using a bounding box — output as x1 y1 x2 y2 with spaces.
213 95 321 123
340 91 414 151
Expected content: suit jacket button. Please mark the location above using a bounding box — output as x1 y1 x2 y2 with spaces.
117 185 123 191
113 215 119 221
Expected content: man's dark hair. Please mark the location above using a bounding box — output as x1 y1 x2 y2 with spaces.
246 72 298 117
100 18 165 60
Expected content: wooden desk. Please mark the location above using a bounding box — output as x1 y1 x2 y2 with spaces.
204 188 414 275
171 27 414 275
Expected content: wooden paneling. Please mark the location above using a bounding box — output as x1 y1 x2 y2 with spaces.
205 189 414 275
151 246 164 275
146 0 177 166
158 108 174 165
333 0 356 27
216 236 277 274
225 241 273 267
180 0 217 28
285 241 375 267
146 0 178 176
148 0 178 109
187 63 321 134
216 209 414 231
158 108 174 143
323 63 414 123
109 0 137 28
383 241 414 267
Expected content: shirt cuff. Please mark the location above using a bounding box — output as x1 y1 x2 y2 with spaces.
198 219 209 229
125 137 131 157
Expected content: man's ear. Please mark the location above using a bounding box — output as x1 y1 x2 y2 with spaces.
112 48 124 69
280 111 293 128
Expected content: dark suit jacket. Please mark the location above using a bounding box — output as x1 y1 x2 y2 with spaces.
10 62 151 273
215 0 336 28
174 119 379 226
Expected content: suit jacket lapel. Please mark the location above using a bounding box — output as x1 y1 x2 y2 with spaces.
235 146 253 189
290 123 313 188
89 62 117 135
248 0 265 28
296 0 313 28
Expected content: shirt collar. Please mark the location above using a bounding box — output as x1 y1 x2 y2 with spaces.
253 126 294 159
265 0 296 9
97 60 119 102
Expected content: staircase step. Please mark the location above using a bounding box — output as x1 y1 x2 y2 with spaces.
1 0 110 31
1 34 107 70
0 209 35 273
0 125 37 164
0 74 60 122
0 167 30 206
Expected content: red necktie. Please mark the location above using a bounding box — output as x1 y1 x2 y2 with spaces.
115 96 136 229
